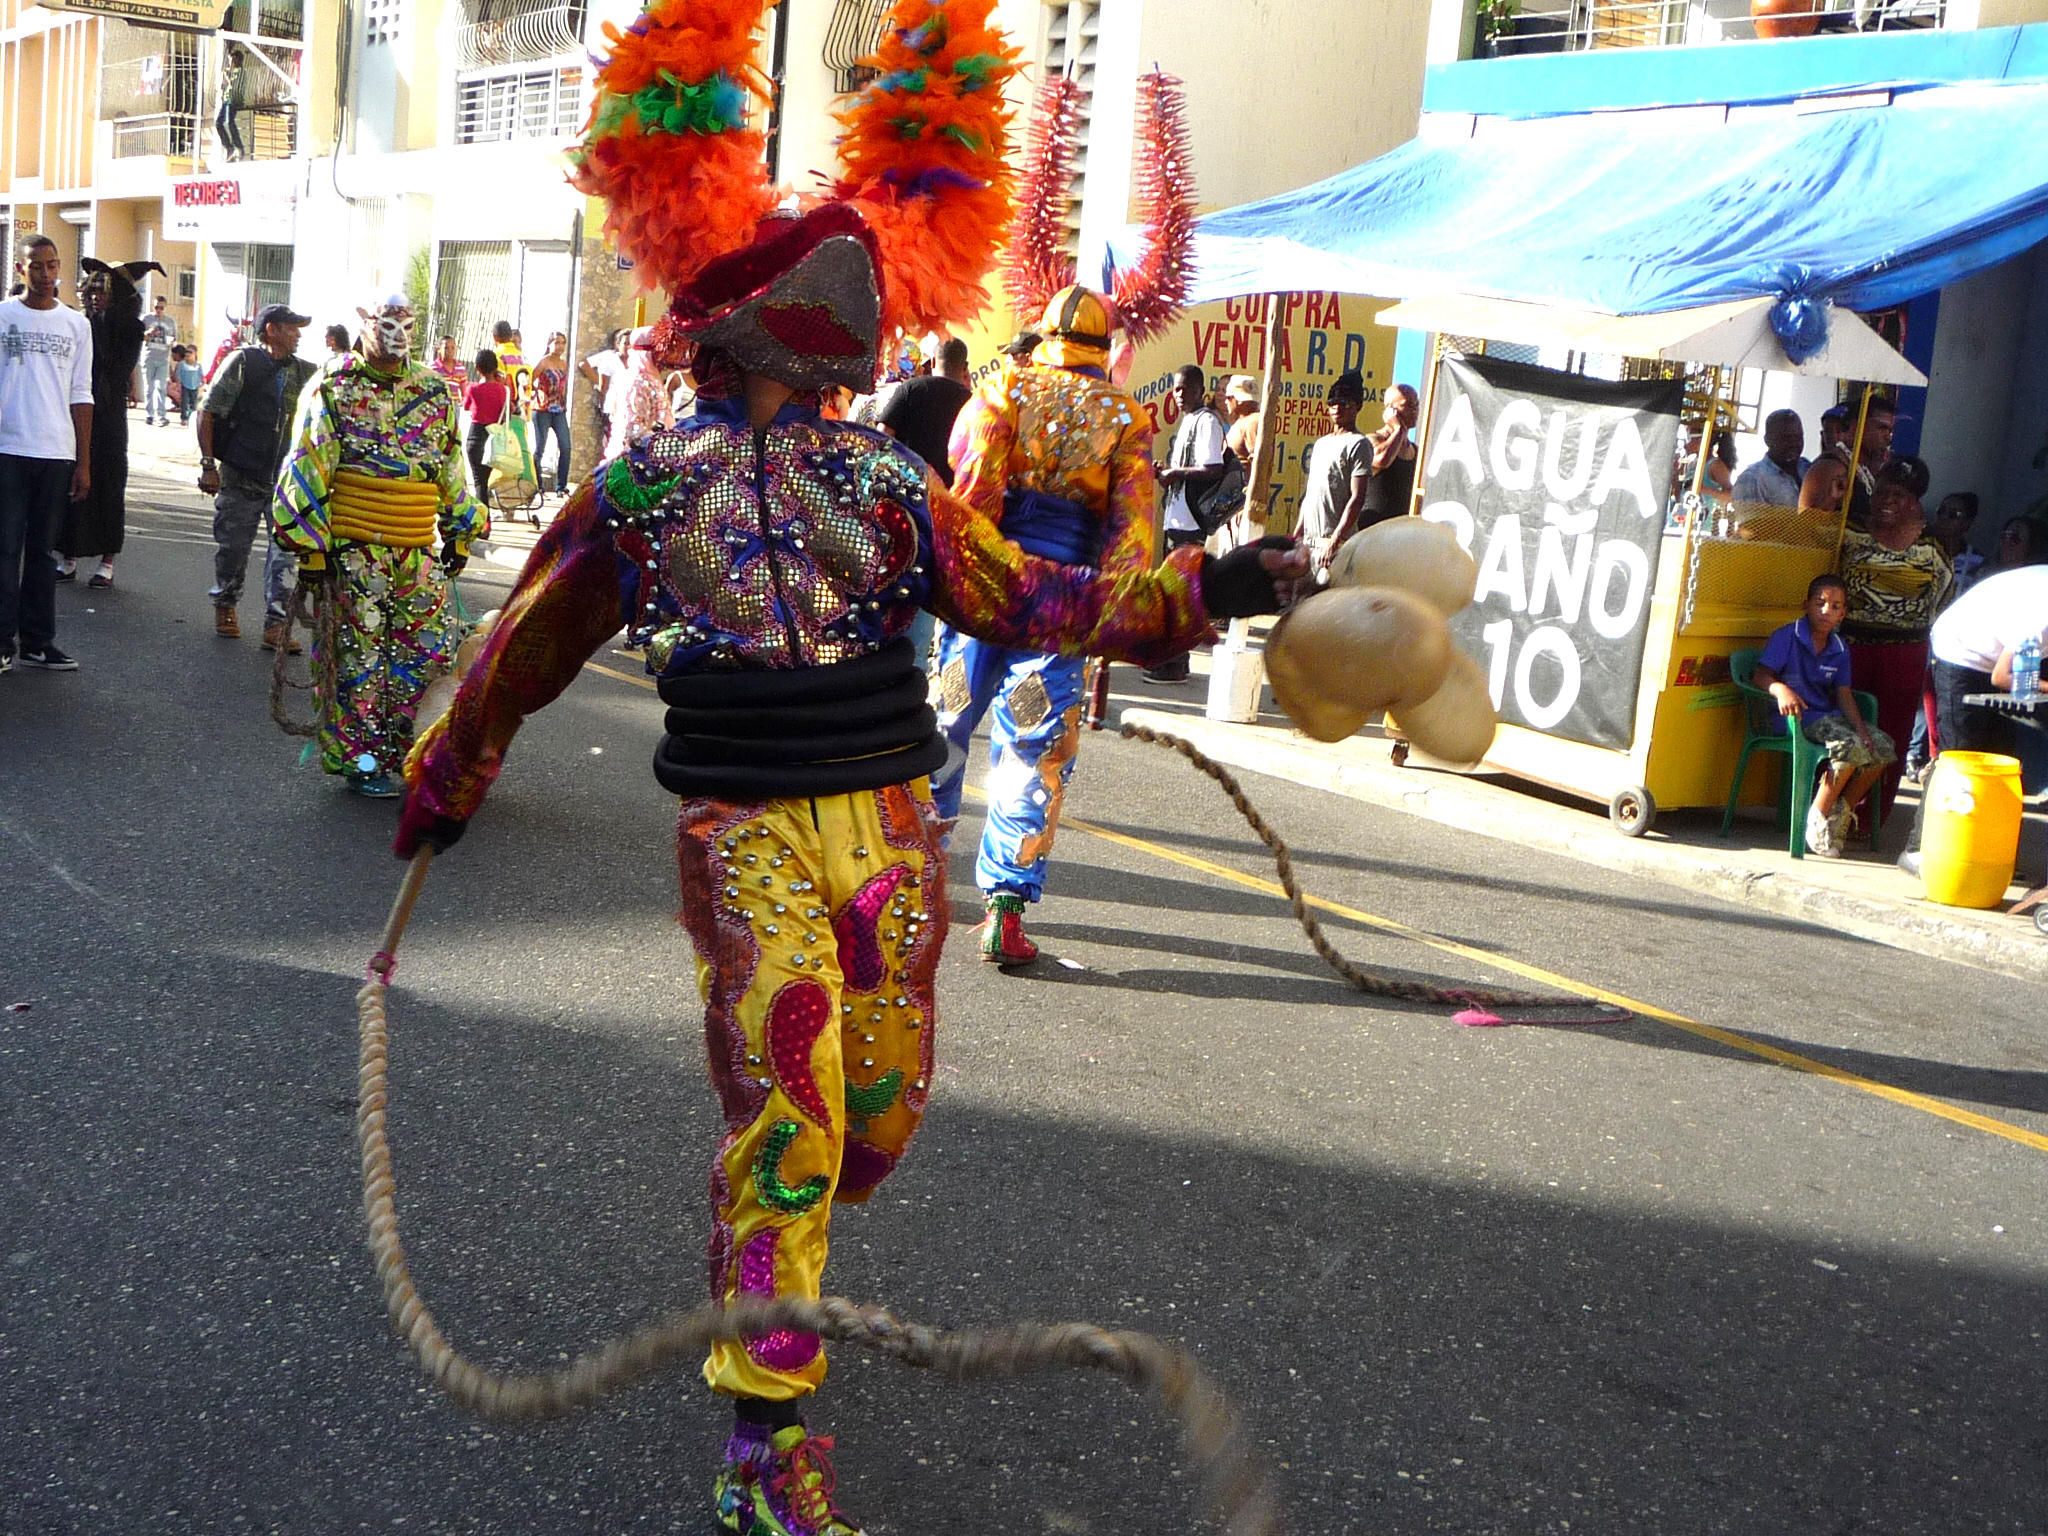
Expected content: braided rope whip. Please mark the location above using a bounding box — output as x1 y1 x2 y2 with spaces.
358 852 1280 1535
1117 721 1629 1025
268 580 340 740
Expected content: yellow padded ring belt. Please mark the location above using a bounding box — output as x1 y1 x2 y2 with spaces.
332 469 439 549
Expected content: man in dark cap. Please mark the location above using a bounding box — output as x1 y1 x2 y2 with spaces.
197 301 317 648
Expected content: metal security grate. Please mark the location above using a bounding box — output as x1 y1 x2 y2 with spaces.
434 241 515 359
454 64 584 144
246 243 294 315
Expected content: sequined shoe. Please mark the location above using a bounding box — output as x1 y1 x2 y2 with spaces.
980 892 1039 965
345 769 403 799
713 1423 866 1536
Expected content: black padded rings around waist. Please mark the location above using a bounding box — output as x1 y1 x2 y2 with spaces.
652 638 948 800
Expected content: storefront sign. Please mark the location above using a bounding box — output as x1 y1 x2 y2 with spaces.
35 0 230 31
1126 292 1397 534
163 171 297 245
1419 355 1681 751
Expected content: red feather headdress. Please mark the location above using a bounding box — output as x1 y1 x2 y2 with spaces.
999 67 1197 347
1109 70 1197 346
1001 72 1084 319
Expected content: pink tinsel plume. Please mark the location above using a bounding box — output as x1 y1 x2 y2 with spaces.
1113 69 1197 347
1002 73 1083 318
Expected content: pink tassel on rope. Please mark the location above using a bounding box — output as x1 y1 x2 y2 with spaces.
1002 73 1084 317
1112 69 1196 347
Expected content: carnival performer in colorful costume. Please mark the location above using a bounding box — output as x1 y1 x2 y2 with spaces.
274 294 487 796
389 7 1300 1533
929 287 1160 963
925 70 1201 963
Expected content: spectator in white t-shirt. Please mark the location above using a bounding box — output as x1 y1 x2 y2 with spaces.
0 235 93 673
1157 364 1228 550
1145 364 1228 682
1295 369 1374 581
1898 554 2048 873
577 328 629 452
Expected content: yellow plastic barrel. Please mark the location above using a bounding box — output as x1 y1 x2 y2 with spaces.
1920 751 2025 909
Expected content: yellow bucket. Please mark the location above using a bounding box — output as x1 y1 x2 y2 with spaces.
1919 751 2024 909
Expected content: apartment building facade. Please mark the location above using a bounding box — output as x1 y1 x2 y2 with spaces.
7 0 1439 477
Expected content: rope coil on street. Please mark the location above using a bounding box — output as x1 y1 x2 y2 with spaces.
268 581 339 740
357 852 1280 1536
1118 720 1629 1023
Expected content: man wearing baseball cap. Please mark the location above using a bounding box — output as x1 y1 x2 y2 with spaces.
198 302 317 649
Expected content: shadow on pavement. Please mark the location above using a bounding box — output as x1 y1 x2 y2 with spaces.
5 930 2046 1536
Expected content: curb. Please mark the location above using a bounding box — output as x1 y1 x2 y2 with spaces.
1120 707 2048 987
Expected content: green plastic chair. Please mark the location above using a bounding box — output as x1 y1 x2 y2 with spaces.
1722 647 1883 859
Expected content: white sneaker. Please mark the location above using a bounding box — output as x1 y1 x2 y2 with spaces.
1828 801 1854 848
1805 802 1841 858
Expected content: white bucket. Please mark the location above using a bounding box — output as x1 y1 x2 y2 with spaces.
1205 620 1266 724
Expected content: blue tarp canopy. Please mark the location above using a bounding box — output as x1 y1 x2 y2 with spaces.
1116 81 2048 321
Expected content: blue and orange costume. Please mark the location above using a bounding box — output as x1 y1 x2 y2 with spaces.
931 287 1158 962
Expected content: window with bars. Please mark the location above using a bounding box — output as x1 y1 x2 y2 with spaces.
246 243 294 314
1042 1 1099 257
453 64 584 144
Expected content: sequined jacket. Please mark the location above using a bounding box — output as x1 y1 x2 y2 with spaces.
273 354 486 570
405 397 1212 820
948 361 1158 577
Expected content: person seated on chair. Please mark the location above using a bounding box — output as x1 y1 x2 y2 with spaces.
1753 573 1897 858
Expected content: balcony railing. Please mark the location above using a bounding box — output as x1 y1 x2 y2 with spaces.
213 0 305 41
112 113 198 159
455 0 585 69
1482 0 1947 55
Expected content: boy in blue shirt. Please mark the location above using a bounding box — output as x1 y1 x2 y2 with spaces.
1755 573 1896 857
174 346 203 425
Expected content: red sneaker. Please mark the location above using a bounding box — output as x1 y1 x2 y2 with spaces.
980 893 1039 965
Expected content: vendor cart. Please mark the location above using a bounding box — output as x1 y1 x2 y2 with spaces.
1377 293 1928 836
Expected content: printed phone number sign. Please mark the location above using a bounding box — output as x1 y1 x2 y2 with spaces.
1419 355 1681 751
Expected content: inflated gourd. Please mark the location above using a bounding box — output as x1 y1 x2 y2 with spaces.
419 610 503 735
1264 586 1452 743
452 608 502 676
1385 648 1497 766
1327 518 1477 617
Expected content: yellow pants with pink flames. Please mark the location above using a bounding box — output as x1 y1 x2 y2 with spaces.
677 779 947 1400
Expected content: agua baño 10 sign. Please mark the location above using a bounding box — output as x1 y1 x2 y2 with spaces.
1417 355 1682 751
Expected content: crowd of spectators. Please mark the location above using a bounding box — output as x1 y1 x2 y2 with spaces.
1714 391 2048 857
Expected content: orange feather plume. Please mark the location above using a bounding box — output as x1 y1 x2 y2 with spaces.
831 0 1023 338
567 0 782 296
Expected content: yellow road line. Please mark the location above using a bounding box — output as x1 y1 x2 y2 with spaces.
997 799 2048 1155
584 658 659 692
578 659 2048 1155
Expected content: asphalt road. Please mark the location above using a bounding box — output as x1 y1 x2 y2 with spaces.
5 468 2048 1536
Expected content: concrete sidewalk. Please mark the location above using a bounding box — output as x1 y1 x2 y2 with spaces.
1114 651 2048 986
